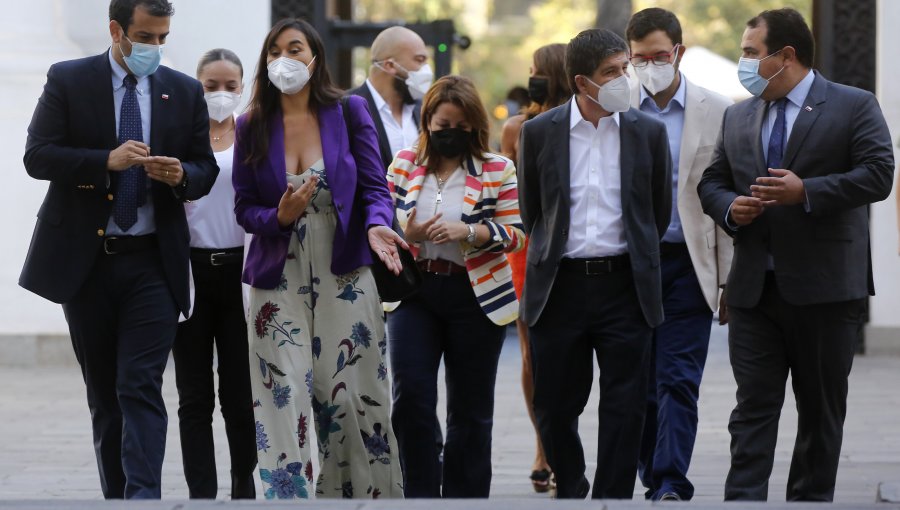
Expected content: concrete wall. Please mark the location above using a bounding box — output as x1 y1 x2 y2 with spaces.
867 0 900 355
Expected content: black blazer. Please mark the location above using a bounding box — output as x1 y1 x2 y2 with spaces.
20 51 218 314
698 72 894 308
348 82 421 169
517 101 672 328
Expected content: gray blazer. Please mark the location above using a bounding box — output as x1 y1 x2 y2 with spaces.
517 101 672 327
697 72 894 308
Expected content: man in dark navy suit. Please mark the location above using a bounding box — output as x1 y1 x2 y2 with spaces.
20 0 217 499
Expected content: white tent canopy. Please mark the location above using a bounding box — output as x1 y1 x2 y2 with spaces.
679 46 752 102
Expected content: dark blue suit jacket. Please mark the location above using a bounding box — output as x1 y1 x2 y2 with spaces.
20 51 218 314
698 72 894 307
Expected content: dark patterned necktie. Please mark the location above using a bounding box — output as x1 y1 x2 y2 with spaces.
113 74 146 231
766 98 787 169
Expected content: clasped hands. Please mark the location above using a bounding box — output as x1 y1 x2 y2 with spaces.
729 168 804 226
107 140 184 187
403 208 469 244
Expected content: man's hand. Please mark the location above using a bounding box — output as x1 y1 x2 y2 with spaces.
729 196 764 226
276 176 318 227
718 288 729 325
143 156 184 187
107 140 150 171
750 168 805 206
403 208 442 243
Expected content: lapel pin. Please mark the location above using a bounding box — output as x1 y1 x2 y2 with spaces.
161 94 169 100
804 105 813 112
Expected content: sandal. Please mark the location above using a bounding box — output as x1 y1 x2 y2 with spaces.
530 468 553 493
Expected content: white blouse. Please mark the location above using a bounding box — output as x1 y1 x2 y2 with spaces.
416 167 466 266
184 143 245 249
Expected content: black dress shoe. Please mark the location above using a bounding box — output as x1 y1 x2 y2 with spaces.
659 491 682 501
231 472 256 499
575 477 590 499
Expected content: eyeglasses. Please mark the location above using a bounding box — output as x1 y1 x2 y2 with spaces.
629 44 680 69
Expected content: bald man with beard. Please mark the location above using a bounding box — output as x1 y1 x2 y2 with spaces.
349 26 432 168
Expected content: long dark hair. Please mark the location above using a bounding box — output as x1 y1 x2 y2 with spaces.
241 18 343 165
415 75 490 168
525 43 570 119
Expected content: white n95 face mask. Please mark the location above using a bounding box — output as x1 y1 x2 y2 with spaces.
204 91 241 122
403 63 434 101
267 56 315 95
585 75 631 113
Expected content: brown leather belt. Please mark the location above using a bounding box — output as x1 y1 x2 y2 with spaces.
417 258 467 276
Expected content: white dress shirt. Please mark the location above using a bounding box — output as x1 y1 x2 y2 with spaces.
565 97 627 258
365 79 418 159
106 48 156 236
184 142 245 249
416 168 466 266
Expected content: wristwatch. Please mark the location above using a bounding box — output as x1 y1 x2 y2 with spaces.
465 223 477 243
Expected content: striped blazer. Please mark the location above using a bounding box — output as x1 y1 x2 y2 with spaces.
386 149 525 325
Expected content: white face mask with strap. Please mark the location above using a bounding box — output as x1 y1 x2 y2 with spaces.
584 75 631 113
267 55 315 95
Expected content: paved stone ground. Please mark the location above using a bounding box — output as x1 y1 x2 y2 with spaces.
1 323 899 505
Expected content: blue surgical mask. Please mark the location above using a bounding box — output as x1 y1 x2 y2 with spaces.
737 50 784 97
119 36 163 77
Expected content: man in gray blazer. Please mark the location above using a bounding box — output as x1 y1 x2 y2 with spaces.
518 28 671 499
626 7 734 502
698 8 893 502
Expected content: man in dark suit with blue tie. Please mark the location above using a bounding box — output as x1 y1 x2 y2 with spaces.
518 29 671 499
698 8 893 502
20 0 217 499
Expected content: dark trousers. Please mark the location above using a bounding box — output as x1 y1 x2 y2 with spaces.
387 272 505 498
529 266 652 499
725 273 864 501
172 252 256 499
62 249 179 499
638 243 712 500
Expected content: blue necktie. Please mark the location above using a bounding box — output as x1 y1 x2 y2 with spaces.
113 74 146 231
766 98 787 169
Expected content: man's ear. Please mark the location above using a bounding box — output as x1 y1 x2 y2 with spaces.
109 20 123 44
781 45 798 66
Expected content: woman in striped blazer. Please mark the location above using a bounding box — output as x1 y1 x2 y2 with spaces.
385 75 525 498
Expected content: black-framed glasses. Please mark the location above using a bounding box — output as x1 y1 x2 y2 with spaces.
629 44 680 68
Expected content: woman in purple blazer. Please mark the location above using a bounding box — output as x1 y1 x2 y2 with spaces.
232 18 405 500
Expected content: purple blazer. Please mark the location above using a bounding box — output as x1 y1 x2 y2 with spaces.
232 95 394 289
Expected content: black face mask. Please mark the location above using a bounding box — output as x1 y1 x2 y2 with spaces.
430 127 471 159
392 73 416 105
528 76 549 105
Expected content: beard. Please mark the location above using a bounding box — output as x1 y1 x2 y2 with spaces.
392 76 416 104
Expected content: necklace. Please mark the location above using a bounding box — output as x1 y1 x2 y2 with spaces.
433 168 456 214
211 121 235 142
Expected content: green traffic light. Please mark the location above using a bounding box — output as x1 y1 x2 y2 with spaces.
438 43 448 53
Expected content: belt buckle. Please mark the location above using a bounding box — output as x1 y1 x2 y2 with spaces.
103 236 118 255
209 252 226 266
585 259 608 275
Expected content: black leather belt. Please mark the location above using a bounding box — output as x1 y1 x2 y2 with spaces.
103 235 157 255
190 247 243 266
559 255 630 275
660 242 688 256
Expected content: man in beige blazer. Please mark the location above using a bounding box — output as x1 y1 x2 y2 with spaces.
626 7 733 502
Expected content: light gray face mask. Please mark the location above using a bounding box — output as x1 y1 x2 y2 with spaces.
204 91 241 122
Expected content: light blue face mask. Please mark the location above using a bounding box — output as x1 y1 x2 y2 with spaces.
737 49 784 97
119 36 163 77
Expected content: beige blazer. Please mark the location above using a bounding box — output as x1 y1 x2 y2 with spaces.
631 76 733 312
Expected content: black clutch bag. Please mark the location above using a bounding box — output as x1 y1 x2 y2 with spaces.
370 217 422 302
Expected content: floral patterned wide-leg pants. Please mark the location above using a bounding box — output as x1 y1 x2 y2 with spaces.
248 200 402 499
